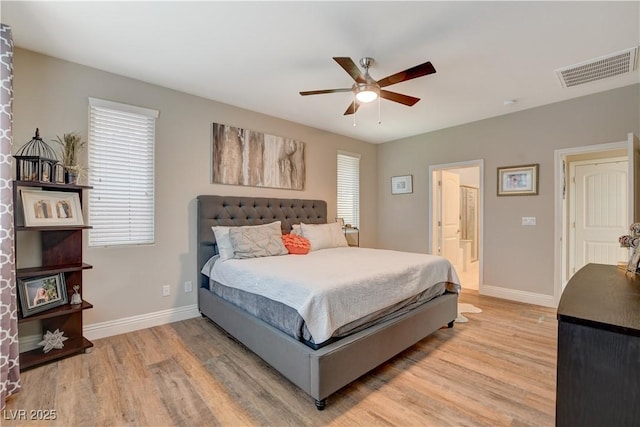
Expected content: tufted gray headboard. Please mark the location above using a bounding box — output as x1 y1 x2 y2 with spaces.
197 195 327 286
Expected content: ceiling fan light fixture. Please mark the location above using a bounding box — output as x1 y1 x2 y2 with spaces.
299 56 436 115
355 84 379 103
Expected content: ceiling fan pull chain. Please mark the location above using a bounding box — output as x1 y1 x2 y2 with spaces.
353 93 357 127
378 96 381 125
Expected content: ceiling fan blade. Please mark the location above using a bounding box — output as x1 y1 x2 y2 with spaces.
300 88 353 96
333 57 366 83
380 90 420 106
376 61 436 88
343 101 360 115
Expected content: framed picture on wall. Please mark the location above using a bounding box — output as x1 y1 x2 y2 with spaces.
391 175 413 194
497 164 539 196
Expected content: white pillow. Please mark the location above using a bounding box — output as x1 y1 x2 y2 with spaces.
213 222 286 260
229 221 287 259
212 226 234 261
300 222 348 251
291 224 302 235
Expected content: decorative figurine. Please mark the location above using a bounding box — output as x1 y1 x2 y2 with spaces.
619 223 640 275
70 285 82 305
38 329 68 353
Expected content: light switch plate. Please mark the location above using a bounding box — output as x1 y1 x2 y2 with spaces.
522 217 536 226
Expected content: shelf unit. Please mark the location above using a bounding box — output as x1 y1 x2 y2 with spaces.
13 180 94 371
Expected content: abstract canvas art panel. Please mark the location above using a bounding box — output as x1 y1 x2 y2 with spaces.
212 123 305 190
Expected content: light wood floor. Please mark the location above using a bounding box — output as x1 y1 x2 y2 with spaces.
457 261 479 290
4 291 557 426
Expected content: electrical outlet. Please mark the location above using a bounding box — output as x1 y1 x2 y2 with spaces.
522 217 536 226
184 281 193 293
162 285 170 296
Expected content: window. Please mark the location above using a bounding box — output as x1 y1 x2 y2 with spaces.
337 151 360 228
88 98 158 246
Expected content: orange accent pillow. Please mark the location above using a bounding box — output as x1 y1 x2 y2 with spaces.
282 233 311 255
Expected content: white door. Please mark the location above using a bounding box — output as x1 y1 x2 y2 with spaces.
570 158 628 274
440 170 461 268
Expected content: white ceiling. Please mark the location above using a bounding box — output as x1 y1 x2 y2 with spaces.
3 1 639 144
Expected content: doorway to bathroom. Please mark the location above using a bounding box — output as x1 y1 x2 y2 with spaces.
429 160 483 291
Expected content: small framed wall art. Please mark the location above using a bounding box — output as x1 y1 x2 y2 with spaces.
497 164 539 196
391 175 413 195
18 273 68 317
20 190 84 226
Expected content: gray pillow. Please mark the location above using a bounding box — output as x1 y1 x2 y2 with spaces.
229 221 288 259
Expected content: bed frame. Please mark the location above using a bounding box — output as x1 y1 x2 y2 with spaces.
197 195 458 409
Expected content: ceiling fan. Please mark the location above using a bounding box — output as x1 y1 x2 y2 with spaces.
300 57 436 115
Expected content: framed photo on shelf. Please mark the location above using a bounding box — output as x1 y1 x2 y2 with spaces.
20 189 84 226
391 175 413 195
497 164 539 196
18 273 68 317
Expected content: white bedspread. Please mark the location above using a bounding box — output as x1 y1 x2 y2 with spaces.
209 247 460 343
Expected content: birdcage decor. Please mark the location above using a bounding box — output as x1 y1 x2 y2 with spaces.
14 128 64 183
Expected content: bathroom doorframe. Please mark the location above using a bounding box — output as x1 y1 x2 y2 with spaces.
428 159 484 290
554 140 628 305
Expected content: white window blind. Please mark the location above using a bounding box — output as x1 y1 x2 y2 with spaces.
337 152 360 228
88 98 158 246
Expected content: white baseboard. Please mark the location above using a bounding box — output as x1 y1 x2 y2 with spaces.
19 334 44 353
480 284 557 308
19 305 201 353
20 287 554 349
84 304 201 341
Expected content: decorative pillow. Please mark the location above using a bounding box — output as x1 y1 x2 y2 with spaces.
229 221 288 259
211 226 234 261
300 222 348 251
282 233 311 255
291 224 302 236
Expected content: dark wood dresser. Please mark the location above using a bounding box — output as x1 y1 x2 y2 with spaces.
556 263 640 427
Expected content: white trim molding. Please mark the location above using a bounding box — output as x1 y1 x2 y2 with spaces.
19 334 44 353
554 139 628 306
19 305 201 351
481 284 556 308
428 159 484 292
84 304 201 341
88 96 159 118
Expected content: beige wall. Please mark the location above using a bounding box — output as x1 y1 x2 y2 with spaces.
377 84 640 298
13 46 639 325
12 48 378 325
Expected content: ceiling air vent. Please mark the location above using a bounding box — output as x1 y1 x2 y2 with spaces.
555 46 638 88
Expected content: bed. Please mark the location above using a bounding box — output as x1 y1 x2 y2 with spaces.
197 195 459 409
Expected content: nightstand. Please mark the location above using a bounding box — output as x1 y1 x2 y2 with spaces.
343 227 359 247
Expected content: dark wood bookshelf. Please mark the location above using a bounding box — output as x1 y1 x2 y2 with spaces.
13 180 92 190
17 262 93 278
18 300 93 323
16 225 92 231
13 180 94 371
19 337 94 371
